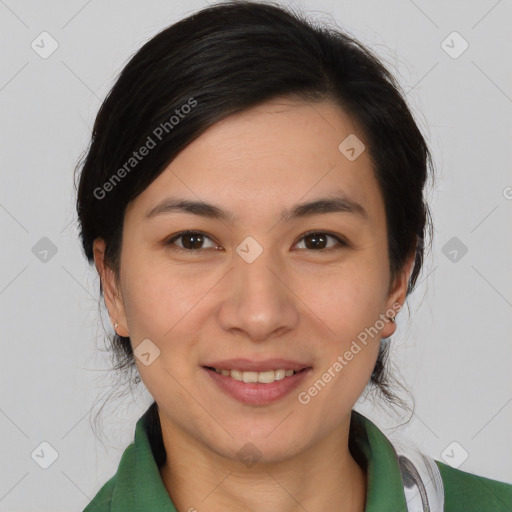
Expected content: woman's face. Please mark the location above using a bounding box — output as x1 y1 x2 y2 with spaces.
95 97 412 463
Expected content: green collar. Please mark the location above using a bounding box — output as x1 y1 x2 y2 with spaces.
99 404 408 511
349 409 408 511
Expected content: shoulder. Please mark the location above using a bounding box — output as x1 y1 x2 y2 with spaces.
82 476 115 512
435 460 512 511
82 443 136 512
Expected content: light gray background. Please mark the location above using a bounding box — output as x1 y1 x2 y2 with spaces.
1 0 511 510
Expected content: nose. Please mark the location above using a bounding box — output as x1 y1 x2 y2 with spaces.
217 243 300 342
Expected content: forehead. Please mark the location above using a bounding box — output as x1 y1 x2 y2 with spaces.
126 97 385 226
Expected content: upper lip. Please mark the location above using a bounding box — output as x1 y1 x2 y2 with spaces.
203 358 311 372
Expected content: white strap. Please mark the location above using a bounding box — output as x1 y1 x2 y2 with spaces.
396 448 445 512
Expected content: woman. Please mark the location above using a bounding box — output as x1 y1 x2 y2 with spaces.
75 1 512 511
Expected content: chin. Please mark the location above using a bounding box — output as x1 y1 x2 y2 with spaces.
208 422 311 465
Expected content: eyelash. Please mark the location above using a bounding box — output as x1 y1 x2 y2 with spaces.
164 230 348 253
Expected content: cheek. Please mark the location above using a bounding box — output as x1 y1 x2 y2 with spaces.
119 257 210 402
118 253 230 394
296 256 387 390
295 271 383 421
120 250 216 338
301 255 389 335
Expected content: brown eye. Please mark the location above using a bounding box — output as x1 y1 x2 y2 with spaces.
295 232 346 251
165 231 219 251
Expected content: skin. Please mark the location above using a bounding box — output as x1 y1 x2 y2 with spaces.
94 97 415 512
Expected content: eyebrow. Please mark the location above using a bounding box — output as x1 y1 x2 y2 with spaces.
144 195 368 222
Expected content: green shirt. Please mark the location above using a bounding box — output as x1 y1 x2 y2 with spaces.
83 403 512 511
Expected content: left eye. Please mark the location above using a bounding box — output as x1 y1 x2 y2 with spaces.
164 231 346 252
294 232 346 251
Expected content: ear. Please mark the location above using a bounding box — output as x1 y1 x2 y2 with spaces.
93 238 129 337
380 250 416 339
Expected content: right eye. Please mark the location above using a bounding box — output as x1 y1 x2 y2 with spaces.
164 230 221 251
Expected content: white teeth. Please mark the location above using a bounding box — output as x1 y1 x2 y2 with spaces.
230 370 243 381
242 371 258 383
257 370 275 383
274 369 286 380
212 368 300 383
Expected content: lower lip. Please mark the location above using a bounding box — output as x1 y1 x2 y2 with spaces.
203 367 312 406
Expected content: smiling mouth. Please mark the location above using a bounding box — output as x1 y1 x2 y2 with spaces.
203 366 309 384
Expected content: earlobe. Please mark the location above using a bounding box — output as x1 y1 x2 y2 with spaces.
92 238 129 337
381 251 415 338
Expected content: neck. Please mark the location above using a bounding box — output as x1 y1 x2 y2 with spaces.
158 416 367 512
